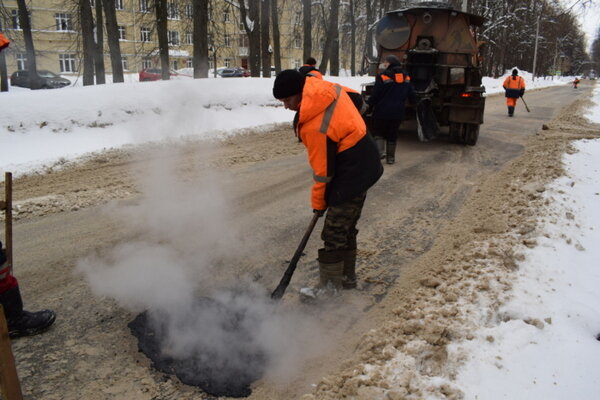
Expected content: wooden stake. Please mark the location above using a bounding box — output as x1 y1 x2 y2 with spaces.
4 172 12 273
0 305 23 400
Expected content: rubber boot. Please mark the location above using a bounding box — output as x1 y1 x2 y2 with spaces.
299 249 344 300
386 140 396 165
508 106 514 117
375 137 385 159
342 249 357 289
0 286 56 339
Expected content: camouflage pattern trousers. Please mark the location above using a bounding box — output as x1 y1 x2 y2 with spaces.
322 191 367 251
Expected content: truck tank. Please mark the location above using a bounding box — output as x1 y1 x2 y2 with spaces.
362 1 486 145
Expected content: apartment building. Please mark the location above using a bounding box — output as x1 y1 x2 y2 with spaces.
0 0 306 77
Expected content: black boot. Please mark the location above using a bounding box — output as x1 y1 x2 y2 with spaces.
508 106 514 117
0 286 56 339
341 249 357 289
375 136 385 159
386 140 396 164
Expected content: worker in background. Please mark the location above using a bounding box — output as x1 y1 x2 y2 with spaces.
503 68 526 117
298 57 323 80
0 242 56 338
367 55 416 165
0 32 9 51
273 70 383 296
572 77 580 88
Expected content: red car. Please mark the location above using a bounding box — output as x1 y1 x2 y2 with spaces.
139 68 179 81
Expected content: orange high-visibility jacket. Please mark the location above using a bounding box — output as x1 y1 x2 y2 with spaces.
0 33 10 52
503 75 526 98
297 77 382 210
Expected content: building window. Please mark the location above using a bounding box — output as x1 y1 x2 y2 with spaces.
11 10 20 30
223 10 230 22
55 13 73 31
209 59 214 70
224 34 231 47
167 2 179 19
115 0 124 10
294 35 301 49
224 58 231 67
59 54 77 73
140 27 150 42
185 32 193 45
142 57 152 69
294 59 301 69
208 5 212 21
16 54 27 70
118 26 126 40
140 0 149 12
239 16 245 31
171 60 178 70
168 30 179 45
185 4 193 18
121 57 129 71
90 0 95 6
186 58 193 68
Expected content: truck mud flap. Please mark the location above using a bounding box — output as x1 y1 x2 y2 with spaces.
416 99 440 141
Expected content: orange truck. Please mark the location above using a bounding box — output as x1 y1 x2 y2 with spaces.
362 2 486 145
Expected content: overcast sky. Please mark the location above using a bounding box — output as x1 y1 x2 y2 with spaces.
562 0 600 50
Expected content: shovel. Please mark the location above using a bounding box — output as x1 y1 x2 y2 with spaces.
520 95 531 113
271 213 320 300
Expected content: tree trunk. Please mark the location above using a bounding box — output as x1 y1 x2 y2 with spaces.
240 0 261 77
102 0 124 82
302 0 311 63
364 0 376 74
271 0 282 74
0 52 8 92
319 0 339 75
193 0 209 78
155 0 170 80
16 0 40 89
261 0 271 77
349 0 356 76
79 0 96 85
94 0 106 84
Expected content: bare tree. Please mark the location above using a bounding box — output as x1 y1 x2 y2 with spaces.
271 0 282 74
261 0 271 77
16 0 40 89
193 0 209 78
102 0 124 82
94 0 106 84
319 0 340 75
239 0 261 76
0 50 8 92
79 0 95 85
302 0 311 62
155 0 170 80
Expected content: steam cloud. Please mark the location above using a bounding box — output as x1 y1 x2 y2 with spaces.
76 146 325 384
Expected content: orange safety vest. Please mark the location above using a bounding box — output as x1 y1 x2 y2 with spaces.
304 67 323 79
0 32 9 51
297 77 367 210
503 75 526 90
381 72 410 84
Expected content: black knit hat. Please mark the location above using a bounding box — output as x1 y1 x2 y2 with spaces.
385 55 401 66
512 68 518 75
273 69 305 99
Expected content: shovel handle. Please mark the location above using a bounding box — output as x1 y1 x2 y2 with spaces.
271 213 320 300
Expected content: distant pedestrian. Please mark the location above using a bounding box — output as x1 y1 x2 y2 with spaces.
0 242 56 338
572 77 580 88
367 55 416 164
298 57 323 80
273 70 382 296
503 69 526 117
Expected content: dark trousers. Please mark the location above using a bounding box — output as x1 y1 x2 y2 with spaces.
373 119 401 141
322 192 367 251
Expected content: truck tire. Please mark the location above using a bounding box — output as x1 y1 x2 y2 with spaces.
449 123 479 146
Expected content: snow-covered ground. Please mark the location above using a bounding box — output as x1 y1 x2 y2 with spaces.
1 68 572 175
1 69 598 398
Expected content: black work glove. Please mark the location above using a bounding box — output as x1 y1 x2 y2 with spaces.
313 209 326 217
520 89 525 96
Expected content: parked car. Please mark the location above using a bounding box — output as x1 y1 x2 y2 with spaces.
139 68 179 81
216 67 249 77
10 70 71 89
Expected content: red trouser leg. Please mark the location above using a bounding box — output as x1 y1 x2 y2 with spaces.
506 97 517 107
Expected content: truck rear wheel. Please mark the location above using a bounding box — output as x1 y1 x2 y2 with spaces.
449 123 479 146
